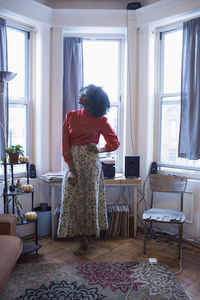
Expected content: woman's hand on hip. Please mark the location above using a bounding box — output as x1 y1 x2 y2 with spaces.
68 171 77 186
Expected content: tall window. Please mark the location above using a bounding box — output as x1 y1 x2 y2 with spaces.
0 25 30 174
158 28 200 171
83 39 123 171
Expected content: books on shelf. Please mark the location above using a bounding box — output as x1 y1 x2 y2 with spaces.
101 204 130 239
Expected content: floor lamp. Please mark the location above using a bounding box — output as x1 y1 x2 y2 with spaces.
0 71 17 212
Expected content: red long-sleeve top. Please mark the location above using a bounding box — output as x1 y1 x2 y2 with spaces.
62 109 120 164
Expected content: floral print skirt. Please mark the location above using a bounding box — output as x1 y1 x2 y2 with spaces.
57 145 108 238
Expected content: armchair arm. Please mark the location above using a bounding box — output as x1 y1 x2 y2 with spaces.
0 214 17 236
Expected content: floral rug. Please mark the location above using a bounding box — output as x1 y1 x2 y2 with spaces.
1 262 189 300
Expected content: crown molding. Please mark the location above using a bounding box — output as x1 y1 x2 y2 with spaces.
52 8 129 28
0 0 199 32
135 0 200 27
0 0 52 27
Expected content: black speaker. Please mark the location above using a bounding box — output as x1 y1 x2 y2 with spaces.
150 161 158 174
125 155 140 178
102 161 115 178
127 2 141 10
30 163 36 178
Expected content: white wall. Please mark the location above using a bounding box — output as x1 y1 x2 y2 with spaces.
0 0 200 240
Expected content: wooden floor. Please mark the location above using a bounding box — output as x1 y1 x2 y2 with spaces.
18 231 200 300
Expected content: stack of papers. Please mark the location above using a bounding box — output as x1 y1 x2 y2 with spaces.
40 171 64 182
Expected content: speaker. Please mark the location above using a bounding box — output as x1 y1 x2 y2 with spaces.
150 161 158 174
102 161 115 178
125 155 140 178
30 163 36 178
127 2 141 10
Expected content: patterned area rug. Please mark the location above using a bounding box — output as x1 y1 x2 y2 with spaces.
1 262 189 300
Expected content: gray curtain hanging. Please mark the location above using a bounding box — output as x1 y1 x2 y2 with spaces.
63 37 83 120
0 17 8 160
178 17 200 159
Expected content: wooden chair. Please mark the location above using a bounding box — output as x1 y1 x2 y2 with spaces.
143 174 187 258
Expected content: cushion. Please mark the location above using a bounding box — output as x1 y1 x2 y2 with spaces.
0 214 17 236
143 208 185 223
0 235 23 294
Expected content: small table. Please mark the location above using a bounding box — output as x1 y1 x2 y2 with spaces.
40 173 141 239
105 176 141 238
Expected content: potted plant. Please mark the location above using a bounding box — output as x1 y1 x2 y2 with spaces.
8 194 24 223
6 144 24 164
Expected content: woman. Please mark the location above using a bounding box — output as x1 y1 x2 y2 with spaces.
57 84 120 255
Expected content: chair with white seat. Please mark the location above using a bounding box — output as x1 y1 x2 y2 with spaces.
143 174 187 258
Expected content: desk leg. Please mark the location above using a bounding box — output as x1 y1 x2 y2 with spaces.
51 186 56 239
133 185 137 237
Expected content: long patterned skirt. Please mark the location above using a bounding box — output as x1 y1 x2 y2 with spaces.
57 145 108 238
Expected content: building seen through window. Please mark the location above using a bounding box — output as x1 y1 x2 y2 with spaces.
0 26 30 175
159 28 200 171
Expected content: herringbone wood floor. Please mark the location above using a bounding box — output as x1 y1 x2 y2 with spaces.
18 231 200 300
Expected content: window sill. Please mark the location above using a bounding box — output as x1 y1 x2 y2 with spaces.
158 163 200 180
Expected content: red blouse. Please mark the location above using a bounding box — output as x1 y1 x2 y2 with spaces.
62 109 120 164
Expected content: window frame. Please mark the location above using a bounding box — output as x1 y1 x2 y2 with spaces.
0 23 31 177
156 25 200 175
157 27 182 167
82 36 125 173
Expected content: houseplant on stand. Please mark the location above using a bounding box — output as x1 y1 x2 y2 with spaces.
6 144 24 164
12 194 24 223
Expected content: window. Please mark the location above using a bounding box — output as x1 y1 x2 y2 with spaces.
158 28 200 171
0 25 30 174
83 39 123 171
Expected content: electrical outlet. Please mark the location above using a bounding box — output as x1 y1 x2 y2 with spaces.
148 258 157 264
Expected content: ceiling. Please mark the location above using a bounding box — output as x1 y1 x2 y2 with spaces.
34 0 160 10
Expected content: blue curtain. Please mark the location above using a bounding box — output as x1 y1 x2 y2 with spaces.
178 17 200 159
63 37 83 120
0 18 8 160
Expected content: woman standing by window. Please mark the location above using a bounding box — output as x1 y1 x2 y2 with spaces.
57 84 120 255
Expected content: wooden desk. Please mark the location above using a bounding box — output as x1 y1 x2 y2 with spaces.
40 175 141 239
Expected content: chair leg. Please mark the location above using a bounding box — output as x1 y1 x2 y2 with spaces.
178 223 182 259
150 221 153 238
144 222 147 255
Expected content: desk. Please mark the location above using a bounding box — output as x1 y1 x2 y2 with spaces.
41 174 141 239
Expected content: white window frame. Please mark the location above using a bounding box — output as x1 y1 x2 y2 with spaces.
156 25 200 176
64 32 125 174
0 23 32 177
82 37 124 173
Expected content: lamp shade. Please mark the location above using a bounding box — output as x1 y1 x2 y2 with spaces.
0 71 17 82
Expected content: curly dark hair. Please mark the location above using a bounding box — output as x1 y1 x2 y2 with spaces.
80 84 110 117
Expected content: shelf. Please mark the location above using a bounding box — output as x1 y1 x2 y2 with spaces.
3 159 42 256
3 190 34 196
17 218 37 226
21 242 42 255
2 162 29 166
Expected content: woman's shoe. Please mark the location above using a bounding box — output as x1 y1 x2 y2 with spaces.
73 236 88 256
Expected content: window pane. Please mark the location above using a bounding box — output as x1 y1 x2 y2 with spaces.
7 28 26 99
83 40 119 103
82 39 121 169
160 97 200 168
99 107 118 160
163 30 182 94
8 104 27 155
99 106 118 146
160 97 180 164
